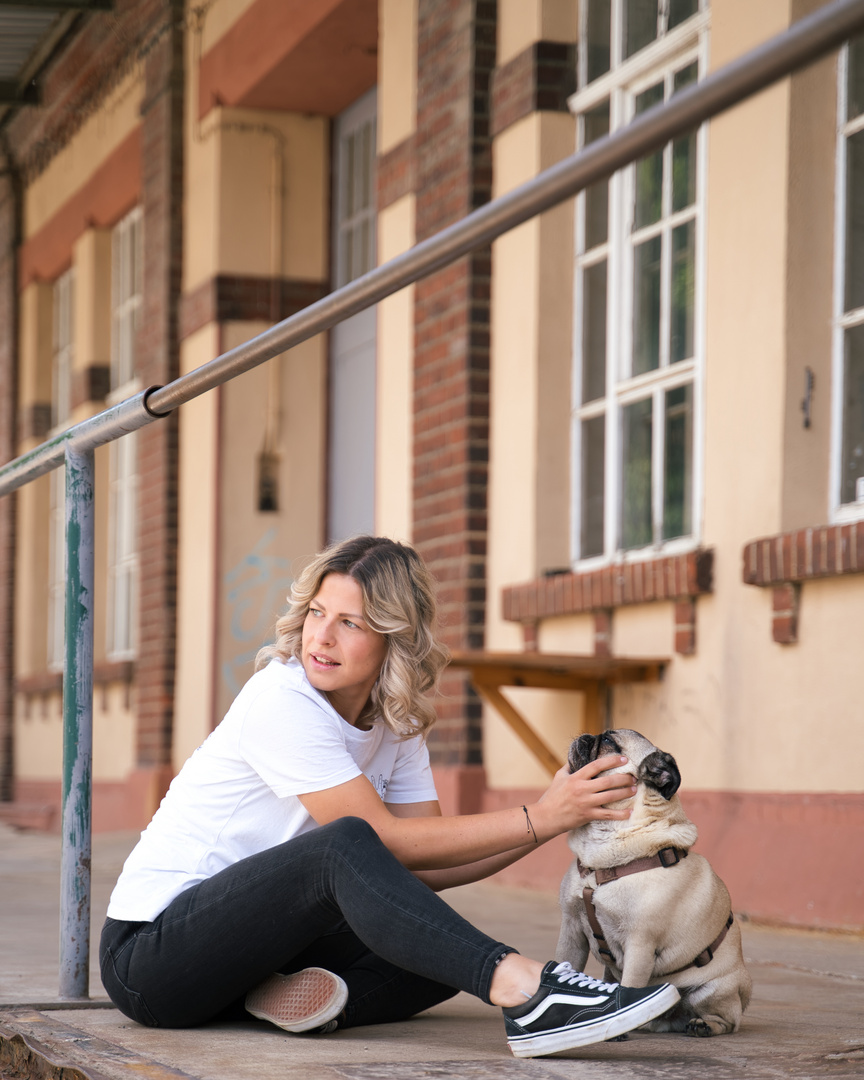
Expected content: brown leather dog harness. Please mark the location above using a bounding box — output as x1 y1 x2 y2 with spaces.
578 846 734 975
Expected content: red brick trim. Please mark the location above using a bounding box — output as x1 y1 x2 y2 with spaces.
179 274 328 340
14 671 62 697
491 41 577 138
377 134 417 211
593 608 612 657
15 660 135 699
503 549 714 622
771 582 800 645
18 402 52 443
71 364 110 412
742 523 864 585
742 524 864 643
674 597 698 655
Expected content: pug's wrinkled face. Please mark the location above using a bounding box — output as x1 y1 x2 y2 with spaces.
567 729 682 801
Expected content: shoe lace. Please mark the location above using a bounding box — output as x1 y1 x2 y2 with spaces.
551 961 618 993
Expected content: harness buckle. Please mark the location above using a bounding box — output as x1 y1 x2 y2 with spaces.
657 847 684 868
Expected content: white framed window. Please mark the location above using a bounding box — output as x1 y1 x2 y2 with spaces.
570 0 709 563
328 88 377 540
47 267 75 671
333 93 377 289
832 37 864 519
111 207 143 388
107 207 143 660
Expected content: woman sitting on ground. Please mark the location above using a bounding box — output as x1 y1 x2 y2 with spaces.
100 534 677 1059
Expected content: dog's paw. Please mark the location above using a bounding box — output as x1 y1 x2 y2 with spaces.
686 1018 715 1038
608 1033 630 1042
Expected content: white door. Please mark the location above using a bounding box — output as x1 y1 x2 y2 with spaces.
329 87 377 541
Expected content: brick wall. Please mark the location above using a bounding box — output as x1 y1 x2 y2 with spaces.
413 0 497 765
135 6 184 768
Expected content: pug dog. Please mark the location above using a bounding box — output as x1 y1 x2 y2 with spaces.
557 729 752 1036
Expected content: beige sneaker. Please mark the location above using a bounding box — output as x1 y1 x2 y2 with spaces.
245 967 348 1033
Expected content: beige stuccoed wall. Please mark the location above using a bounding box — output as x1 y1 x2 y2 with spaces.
193 0 258 56
215 109 329 280
15 684 136 782
484 0 864 796
486 107 577 789
376 197 415 541
214 322 327 724
782 44 836 531
13 228 135 783
23 68 142 239
185 105 329 290
174 324 221 769
173 321 328 764
376 0 417 541
497 0 577 66
15 284 52 677
178 32 331 749
379 0 417 154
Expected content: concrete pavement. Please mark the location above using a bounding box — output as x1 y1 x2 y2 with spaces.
1 821 863 1079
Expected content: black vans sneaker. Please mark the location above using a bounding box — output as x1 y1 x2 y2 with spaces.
503 961 680 1058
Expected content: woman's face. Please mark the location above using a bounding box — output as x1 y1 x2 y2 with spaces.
301 573 387 726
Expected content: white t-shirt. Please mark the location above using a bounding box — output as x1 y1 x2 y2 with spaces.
107 658 438 922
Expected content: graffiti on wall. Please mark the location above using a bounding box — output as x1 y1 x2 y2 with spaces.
222 528 293 697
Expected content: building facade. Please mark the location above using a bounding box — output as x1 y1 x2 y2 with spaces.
0 0 861 930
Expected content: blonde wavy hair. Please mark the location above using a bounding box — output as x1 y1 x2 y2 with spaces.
256 535 449 738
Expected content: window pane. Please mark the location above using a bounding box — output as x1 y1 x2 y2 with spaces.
671 220 695 363
845 129 864 313
849 36 864 120
344 132 356 217
581 416 606 557
672 63 698 211
584 101 610 249
633 235 662 374
621 398 653 549
582 260 607 402
668 0 698 31
586 0 611 83
634 82 664 228
841 324 864 505
624 0 658 60
663 384 693 539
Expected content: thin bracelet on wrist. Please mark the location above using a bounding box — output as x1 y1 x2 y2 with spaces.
522 804 538 844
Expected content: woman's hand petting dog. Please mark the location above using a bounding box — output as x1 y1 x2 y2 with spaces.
534 754 637 838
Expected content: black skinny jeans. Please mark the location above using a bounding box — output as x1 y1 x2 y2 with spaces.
100 817 516 1029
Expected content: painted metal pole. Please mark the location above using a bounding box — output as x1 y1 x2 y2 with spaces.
59 444 95 999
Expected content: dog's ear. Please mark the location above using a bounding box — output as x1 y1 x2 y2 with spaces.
567 734 598 773
638 750 681 800
567 731 622 773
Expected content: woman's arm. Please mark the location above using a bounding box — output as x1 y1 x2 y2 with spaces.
388 801 539 891
297 753 635 873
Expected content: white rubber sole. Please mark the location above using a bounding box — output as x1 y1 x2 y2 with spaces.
507 982 681 1058
245 968 348 1033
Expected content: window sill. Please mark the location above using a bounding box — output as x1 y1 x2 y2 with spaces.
15 660 137 714
502 548 714 656
742 523 864 643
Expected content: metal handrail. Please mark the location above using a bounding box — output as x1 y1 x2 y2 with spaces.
1 0 863 1000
